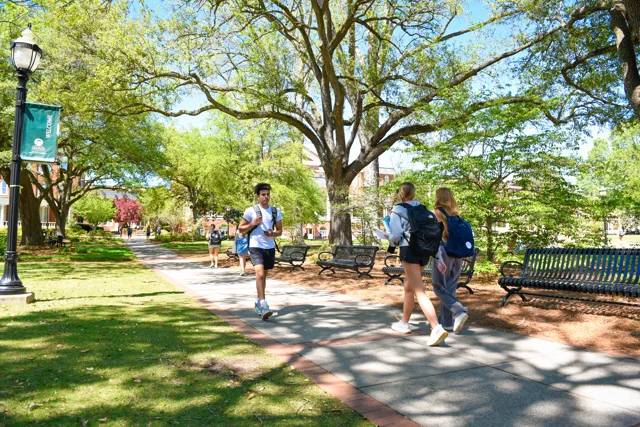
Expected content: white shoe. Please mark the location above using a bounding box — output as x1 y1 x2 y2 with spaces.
391 321 411 334
209 263 214 268
254 301 262 317
427 325 448 347
260 302 273 320
453 312 468 334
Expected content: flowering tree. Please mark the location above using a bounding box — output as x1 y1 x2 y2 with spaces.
114 196 143 226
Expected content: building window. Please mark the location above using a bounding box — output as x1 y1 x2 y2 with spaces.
320 227 328 238
384 175 389 183
0 181 6 195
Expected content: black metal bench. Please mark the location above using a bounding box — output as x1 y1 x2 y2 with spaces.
226 248 239 262
274 245 310 272
317 245 379 280
381 249 478 293
499 248 640 307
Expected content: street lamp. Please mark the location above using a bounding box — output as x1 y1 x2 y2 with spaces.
0 26 42 295
599 187 608 248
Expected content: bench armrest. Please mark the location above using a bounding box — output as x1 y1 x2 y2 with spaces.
317 251 334 261
354 254 374 265
384 254 401 267
288 250 306 261
500 261 524 277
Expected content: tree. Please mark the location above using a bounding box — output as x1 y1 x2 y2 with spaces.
522 1 640 120
114 196 142 227
73 194 116 230
105 0 621 244
139 187 172 230
22 1 165 236
405 104 595 261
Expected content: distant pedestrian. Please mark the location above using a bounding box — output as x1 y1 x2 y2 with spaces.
618 226 625 242
206 224 222 268
238 183 282 320
127 225 132 240
388 182 449 346
235 230 249 276
146 227 151 240
432 187 470 334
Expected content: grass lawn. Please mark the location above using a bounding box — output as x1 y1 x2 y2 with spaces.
0 245 371 426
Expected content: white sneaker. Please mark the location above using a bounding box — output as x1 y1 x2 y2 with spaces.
391 321 411 334
427 325 448 347
209 263 214 268
254 301 262 317
453 312 468 334
260 302 273 320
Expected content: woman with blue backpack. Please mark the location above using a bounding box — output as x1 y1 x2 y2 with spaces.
432 187 473 334
388 182 449 347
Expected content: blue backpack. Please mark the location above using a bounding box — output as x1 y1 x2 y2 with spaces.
437 207 474 258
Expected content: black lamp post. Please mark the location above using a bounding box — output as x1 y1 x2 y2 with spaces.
599 187 608 248
0 26 42 295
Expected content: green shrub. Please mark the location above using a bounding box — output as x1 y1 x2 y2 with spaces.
56 247 71 255
75 246 89 254
88 229 112 238
0 228 7 255
473 259 499 274
70 237 80 244
153 234 172 244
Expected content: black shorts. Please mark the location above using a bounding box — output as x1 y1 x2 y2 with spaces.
249 248 276 270
400 246 430 266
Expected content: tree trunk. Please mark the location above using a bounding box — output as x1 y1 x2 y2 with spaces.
19 169 44 246
327 181 353 245
611 3 640 118
52 205 69 237
485 217 495 263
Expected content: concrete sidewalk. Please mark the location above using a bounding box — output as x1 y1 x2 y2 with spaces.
129 239 640 427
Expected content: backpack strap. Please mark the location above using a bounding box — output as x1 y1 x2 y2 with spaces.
271 206 280 253
437 207 450 218
393 203 411 221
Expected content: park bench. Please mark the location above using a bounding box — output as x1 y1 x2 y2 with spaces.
381 249 478 294
498 248 640 307
317 245 379 280
274 245 310 272
226 247 239 262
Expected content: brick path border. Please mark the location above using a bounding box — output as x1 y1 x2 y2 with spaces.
144 263 420 427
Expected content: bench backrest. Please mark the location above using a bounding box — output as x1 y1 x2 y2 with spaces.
521 248 640 284
280 245 310 260
423 248 479 277
333 245 379 264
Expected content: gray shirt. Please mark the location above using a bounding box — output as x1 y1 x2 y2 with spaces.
389 200 420 247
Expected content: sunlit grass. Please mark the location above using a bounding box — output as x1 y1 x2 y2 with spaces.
0 246 371 426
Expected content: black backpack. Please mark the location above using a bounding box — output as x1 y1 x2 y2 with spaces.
209 230 222 245
397 203 443 258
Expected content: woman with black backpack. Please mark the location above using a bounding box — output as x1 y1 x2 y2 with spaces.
432 187 470 334
388 182 449 347
206 224 222 268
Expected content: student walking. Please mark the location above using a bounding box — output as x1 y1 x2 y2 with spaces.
145 227 151 240
238 183 283 320
432 187 470 334
388 182 449 346
235 230 249 276
206 224 223 268
127 225 133 240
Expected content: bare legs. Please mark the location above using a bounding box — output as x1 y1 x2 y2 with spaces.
209 247 220 267
254 264 266 299
239 254 246 273
401 262 440 329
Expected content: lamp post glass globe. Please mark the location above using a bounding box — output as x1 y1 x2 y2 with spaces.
10 26 42 73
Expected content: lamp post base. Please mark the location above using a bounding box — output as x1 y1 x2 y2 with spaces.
0 292 34 304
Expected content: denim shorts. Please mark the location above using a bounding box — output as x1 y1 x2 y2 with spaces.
400 246 430 266
249 247 276 270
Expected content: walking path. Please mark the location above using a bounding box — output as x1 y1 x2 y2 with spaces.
128 238 640 427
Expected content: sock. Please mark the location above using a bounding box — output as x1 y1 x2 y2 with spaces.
398 320 407 326
260 299 267 307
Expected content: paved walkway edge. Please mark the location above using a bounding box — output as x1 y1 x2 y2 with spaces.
140 258 420 427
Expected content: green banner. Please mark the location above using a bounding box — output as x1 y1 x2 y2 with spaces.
20 102 61 164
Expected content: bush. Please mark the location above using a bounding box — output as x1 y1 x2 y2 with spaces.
56 246 71 255
88 229 112 238
0 228 7 256
70 237 80 244
473 259 499 274
153 234 172 244
75 246 89 254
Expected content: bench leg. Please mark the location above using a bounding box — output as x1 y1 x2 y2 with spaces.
384 275 404 286
289 264 305 272
501 287 526 306
356 272 373 280
457 283 474 294
318 267 335 276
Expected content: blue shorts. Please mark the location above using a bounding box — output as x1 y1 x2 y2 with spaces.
249 248 276 270
236 238 249 255
400 246 430 266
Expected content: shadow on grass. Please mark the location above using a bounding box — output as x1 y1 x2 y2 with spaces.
0 301 368 427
